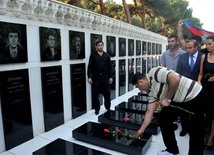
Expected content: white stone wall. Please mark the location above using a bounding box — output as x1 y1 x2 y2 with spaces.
0 0 167 152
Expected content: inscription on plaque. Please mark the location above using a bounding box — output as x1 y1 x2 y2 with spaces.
41 66 64 131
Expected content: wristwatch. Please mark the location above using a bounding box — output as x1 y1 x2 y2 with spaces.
164 97 171 103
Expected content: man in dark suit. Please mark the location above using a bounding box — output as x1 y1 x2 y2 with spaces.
176 39 203 136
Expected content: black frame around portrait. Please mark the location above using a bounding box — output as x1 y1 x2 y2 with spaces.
39 27 61 61
69 31 85 60
0 21 28 64
106 36 116 57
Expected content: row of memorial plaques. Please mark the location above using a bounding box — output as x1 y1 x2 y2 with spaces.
0 64 88 150
0 21 162 64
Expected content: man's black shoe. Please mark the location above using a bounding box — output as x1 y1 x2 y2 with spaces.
179 130 187 137
95 110 99 115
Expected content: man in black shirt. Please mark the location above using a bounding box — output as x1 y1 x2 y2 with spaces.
87 40 113 115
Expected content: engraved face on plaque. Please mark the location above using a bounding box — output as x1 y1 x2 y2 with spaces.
107 36 116 57
142 41 147 55
128 39 134 56
0 69 33 150
39 27 61 61
119 38 126 56
69 31 85 60
136 40 141 55
41 66 64 131
0 21 28 64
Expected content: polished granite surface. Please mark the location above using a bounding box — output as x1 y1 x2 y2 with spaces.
73 121 152 155
33 138 110 155
98 110 160 134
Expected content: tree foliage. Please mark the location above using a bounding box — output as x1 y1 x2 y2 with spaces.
58 0 202 37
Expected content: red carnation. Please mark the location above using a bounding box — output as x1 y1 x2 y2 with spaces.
116 129 121 133
104 128 109 133
125 117 131 122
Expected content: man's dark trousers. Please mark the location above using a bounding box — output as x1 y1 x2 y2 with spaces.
159 92 204 155
91 74 111 111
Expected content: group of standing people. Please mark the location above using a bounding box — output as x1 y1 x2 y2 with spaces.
132 20 214 155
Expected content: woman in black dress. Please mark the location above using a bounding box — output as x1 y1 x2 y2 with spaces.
198 36 214 150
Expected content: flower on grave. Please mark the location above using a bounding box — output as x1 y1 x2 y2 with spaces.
124 117 142 124
103 127 147 141
125 117 131 123
104 128 109 133
116 129 121 133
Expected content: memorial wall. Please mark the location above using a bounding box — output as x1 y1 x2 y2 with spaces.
0 0 167 152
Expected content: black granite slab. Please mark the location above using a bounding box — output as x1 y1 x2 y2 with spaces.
98 110 160 134
33 138 109 155
0 69 33 150
128 95 148 104
72 122 152 155
115 101 147 114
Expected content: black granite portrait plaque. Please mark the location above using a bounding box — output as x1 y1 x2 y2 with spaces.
41 66 64 131
119 59 126 96
156 43 159 55
0 69 33 150
147 57 152 71
128 39 134 56
0 21 28 64
152 43 156 55
128 58 134 91
69 31 85 60
106 36 116 57
33 138 110 155
91 33 102 53
159 44 162 54
110 60 116 99
73 122 152 155
142 57 147 74
136 58 141 73
136 40 141 55
40 27 61 61
148 42 151 55
70 63 86 118
142 41 147 55
119 38 126 56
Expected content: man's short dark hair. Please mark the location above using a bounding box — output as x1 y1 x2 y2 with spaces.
190 36 202 43
168 35 178 41
95 40 104 46
132 73 146 85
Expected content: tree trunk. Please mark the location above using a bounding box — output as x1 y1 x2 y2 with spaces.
99 0 106 15
134 0 146 28
122 0 132 24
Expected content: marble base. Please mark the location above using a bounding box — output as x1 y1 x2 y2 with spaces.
33 138 109 155
98 110 160 134
72 122 152 155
